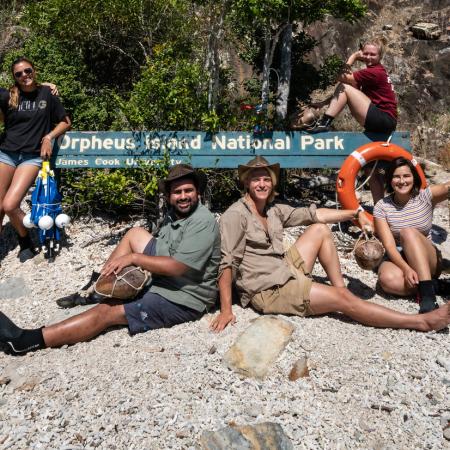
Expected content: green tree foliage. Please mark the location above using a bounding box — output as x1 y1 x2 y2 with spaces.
62 158 171 217
115 45 209 130
288 38 347 107
23 0 198 90
0 0 369 214
231 0 366 29
229 0 366 118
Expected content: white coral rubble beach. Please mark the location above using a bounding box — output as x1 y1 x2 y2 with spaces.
0 169 449 449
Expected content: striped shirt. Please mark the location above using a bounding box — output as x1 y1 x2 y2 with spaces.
373 187 433 243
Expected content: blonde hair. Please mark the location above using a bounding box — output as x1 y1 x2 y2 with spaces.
9 57 37 109
242 167 278 203
362 38 385 60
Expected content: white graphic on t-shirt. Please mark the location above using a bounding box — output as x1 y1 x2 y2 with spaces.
18 100 38 112
386 76 395 92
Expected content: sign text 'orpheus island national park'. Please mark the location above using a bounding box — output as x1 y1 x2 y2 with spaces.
53 131 410 169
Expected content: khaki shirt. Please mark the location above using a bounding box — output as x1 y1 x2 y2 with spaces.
219 198 319 306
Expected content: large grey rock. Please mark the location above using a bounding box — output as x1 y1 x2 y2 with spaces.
223 316 294 379
0 277 29 299
199 422 294 450
411 23 441 40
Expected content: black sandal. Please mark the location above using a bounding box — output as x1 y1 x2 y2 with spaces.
56 271 102 308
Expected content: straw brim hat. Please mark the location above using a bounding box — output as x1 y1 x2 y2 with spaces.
238 156 280 187
158 164 206 194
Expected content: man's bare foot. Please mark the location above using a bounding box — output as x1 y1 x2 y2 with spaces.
421 303 450 331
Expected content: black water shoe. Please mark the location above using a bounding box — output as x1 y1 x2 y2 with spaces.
433 279 450 297
56 271 102 308
17 234 38 262
0 312 45 355
305 114 334 134
417 294 439 314
305 121 332 134
56 291 104 309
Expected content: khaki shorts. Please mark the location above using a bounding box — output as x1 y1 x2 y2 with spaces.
250 245 313 317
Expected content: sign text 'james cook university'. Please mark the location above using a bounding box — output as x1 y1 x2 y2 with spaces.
53 131 411 169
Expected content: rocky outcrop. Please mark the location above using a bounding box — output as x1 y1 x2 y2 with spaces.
305 0 450 163
411 22 442 40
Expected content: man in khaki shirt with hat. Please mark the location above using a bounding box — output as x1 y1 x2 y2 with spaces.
210 156 450 332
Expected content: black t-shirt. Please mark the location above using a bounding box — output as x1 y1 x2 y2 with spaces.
0 86 67 154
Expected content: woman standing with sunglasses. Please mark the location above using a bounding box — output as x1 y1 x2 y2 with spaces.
0 57 71 259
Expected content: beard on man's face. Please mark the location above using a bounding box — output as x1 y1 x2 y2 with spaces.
171 196 199 218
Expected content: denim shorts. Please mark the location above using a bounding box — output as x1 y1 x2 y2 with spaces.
0 149 42 168
124 238 203 335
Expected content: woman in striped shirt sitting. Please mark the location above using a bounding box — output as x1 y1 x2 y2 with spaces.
374 157 449 313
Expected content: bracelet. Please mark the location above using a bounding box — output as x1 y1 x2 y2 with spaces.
43 135 52 141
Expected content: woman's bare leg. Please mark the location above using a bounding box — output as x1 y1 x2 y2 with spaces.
377 229 438 297
295 223 345 287
309 282 449 331
2 164 39 237
378 261 416 296
363 166 385 205
400 228 438 280
0 163 16 234
325 83 371 126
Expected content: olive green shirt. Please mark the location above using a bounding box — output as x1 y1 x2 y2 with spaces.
151 204 220 312
219 198 319 306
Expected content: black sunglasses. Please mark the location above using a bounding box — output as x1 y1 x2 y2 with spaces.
14 67 33 78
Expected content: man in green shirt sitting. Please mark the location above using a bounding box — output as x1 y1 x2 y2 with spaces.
0 164 221 354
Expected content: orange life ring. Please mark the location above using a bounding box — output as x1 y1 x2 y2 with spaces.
336 142 427 224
